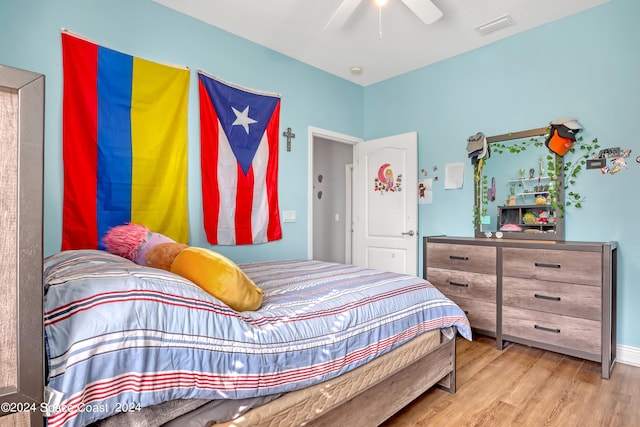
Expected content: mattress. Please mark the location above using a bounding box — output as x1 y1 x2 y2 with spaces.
173 328 444 426
94 329 445 427
45 251 469 426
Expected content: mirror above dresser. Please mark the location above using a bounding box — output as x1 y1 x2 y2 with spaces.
473 127 565 241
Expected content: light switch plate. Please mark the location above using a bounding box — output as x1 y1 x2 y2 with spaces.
282 210 296 223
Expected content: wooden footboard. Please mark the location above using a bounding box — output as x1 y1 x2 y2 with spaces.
307 334 456 426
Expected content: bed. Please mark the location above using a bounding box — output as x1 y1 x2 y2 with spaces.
43 250 471 427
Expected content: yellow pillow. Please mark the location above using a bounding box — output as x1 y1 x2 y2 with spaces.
170 247 263 311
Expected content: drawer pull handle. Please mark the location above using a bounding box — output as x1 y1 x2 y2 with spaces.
534 293 561 301
448 280 469 288
534 262 561 269
449 255 469 261
534 324 561 334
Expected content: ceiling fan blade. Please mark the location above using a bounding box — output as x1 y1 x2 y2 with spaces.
401 0 443 26
324 0 365 31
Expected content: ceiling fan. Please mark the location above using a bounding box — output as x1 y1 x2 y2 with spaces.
324 0 443 31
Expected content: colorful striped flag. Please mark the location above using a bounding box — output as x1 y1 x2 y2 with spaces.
61 31 190 250
198 72 282 245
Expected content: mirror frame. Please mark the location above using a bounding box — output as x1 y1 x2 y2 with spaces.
474 127 565 241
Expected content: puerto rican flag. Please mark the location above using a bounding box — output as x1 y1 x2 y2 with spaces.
198 72 282 245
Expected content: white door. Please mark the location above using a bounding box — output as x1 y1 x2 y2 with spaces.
353 132 418 275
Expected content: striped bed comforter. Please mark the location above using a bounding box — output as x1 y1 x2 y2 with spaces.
43 250 471 427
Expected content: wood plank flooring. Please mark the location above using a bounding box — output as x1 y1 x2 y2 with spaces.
382 335 640 427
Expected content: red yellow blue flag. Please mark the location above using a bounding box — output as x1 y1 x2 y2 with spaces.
61 31 190 250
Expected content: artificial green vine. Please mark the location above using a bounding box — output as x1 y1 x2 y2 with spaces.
486 134 600 217
562 136 600 209
472 161 488 228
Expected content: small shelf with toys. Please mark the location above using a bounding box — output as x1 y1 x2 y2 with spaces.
498 204 557 234
508 176 552 200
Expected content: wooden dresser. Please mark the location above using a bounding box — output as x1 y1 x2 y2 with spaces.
424 236 617 379
425 242 497 337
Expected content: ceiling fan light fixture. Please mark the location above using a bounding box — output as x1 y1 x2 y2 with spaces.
475 14 514 36
324 0 443 32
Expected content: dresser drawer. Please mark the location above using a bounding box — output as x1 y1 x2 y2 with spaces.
502 306 601 355
427 243 496 275
503 277 601 320
502 247 601 286
428 267 496 303
448 296 496 333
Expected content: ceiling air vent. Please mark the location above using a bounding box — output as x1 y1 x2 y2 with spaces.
475 14 514 36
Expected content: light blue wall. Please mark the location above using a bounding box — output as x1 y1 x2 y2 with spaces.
1 0 638 347
0 0 364 263
364 0 640 347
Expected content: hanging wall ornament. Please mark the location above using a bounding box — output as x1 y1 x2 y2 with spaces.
487 177 496 201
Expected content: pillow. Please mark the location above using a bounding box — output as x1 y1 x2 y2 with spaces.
500 223 523 232
170 247 263 311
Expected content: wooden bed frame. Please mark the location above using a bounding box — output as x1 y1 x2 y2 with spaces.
308 334 457 426
94 327 458 427
211 330 457 427
96 326 459 427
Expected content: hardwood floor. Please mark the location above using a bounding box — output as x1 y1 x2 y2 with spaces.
382 335 640 427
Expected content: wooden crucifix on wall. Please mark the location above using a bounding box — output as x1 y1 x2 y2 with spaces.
282 127 295 151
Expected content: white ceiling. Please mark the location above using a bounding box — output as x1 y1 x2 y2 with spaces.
152 0 610 86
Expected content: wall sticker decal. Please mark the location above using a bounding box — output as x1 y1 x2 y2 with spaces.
374 163 403 193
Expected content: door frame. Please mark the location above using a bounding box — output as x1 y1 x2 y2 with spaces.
345 163 354 264
307 126 362 260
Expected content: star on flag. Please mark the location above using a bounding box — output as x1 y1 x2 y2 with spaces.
232 105 257 134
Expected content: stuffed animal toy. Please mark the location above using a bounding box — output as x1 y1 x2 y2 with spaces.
537 210 550 224
145 242 189 271
103 223 263 311
535 195 547 205
102 223 176 265
522 212 536 225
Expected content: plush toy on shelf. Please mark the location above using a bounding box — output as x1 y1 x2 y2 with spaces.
536 210 550 224
522 212 536 225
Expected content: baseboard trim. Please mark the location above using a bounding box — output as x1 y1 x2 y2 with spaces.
617 344 640 367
